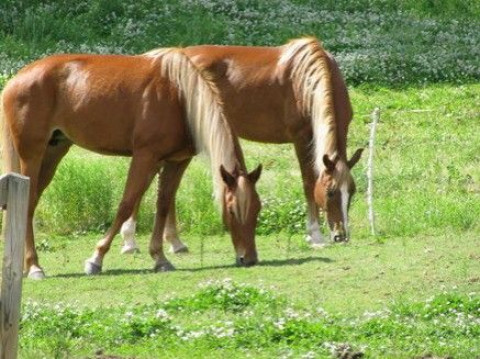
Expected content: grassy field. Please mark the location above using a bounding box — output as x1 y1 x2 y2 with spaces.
10 82 480 359
1 0 480 358
17 230 480 358
1 0 480 86
34 84 480 240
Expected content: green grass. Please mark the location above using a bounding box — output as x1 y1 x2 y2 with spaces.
1 0 479 85
16 81 479 358
17 230 480 358
1 1 480 357
32 83 480 240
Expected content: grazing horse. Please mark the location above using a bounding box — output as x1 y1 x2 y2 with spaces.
120 37 362 254
0 49 262 279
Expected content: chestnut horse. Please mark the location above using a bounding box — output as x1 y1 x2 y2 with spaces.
120 37 362 254
1 49 262 279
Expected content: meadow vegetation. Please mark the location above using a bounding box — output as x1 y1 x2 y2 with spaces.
0 0 479 358
0 0 479 86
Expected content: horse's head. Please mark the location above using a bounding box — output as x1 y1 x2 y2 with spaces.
314 149 363 242
220 164 262 266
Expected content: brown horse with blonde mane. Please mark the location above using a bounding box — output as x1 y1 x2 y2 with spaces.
119 37 362 255
1 49 262 279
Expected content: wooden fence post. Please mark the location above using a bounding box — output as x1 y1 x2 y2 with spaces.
0 173 30 359
367 108 379 236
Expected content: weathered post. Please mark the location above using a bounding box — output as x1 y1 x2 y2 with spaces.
367 108 379 236
0 173 30 359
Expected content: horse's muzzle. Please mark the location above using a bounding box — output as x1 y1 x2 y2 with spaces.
236 256 258 267
333 233 348 243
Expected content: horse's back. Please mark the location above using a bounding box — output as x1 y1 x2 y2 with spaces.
184 42 352 144
2 54 188 156
4 54 155 117
184 45 299 143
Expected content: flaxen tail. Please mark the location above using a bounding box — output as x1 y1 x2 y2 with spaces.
0 89 21 174
147 49 244 202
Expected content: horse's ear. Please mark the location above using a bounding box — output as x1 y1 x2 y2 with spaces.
220 165 237 189
232 163 241 178
323 154 338 172
347 148 364 169
248 164 262 184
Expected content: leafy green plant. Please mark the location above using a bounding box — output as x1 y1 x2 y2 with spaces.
1 0 479 86
19 282 480 358
36 156 118 234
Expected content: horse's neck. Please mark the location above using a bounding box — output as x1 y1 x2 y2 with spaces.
218 137 244 168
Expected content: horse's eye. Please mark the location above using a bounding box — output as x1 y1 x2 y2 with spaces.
327 189 335 198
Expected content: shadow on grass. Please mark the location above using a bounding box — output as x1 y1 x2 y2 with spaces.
51 256 333 278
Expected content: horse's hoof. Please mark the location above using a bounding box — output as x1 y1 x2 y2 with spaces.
154 261 175 272
236 257 244 266
236 257 257 267
28 268 46 280
171 245 189 254
121 245 140 255
84 260 102 275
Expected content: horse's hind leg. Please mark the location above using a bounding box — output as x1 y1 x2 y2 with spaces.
37 140 72 199
293 138 325 247
150 160 190 271
19 140 72 279
21 155 46 279
85 152 160 275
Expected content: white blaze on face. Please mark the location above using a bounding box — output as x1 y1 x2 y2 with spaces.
233 176 250 224
340 183 350 234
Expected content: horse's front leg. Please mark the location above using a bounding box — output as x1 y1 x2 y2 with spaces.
120 158 191 255
150 160 191 272
162 158 191 253
293 138 326 247
85 153 159 275
120 201 141 255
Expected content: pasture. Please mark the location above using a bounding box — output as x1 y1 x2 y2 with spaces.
0 0 479 358
11 84 480 358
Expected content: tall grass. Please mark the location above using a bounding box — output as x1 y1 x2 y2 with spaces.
1 1 479 239
0 0 479 85
26 84 480 240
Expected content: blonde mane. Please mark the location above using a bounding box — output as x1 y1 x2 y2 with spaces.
149 49 245 201
280 37 337 175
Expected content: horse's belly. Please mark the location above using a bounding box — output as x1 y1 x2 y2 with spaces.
231 113 291 143
59 114 134 156
220 84 300 144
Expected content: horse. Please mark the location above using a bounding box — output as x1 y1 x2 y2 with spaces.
0 48 262 279
119 37 363 255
